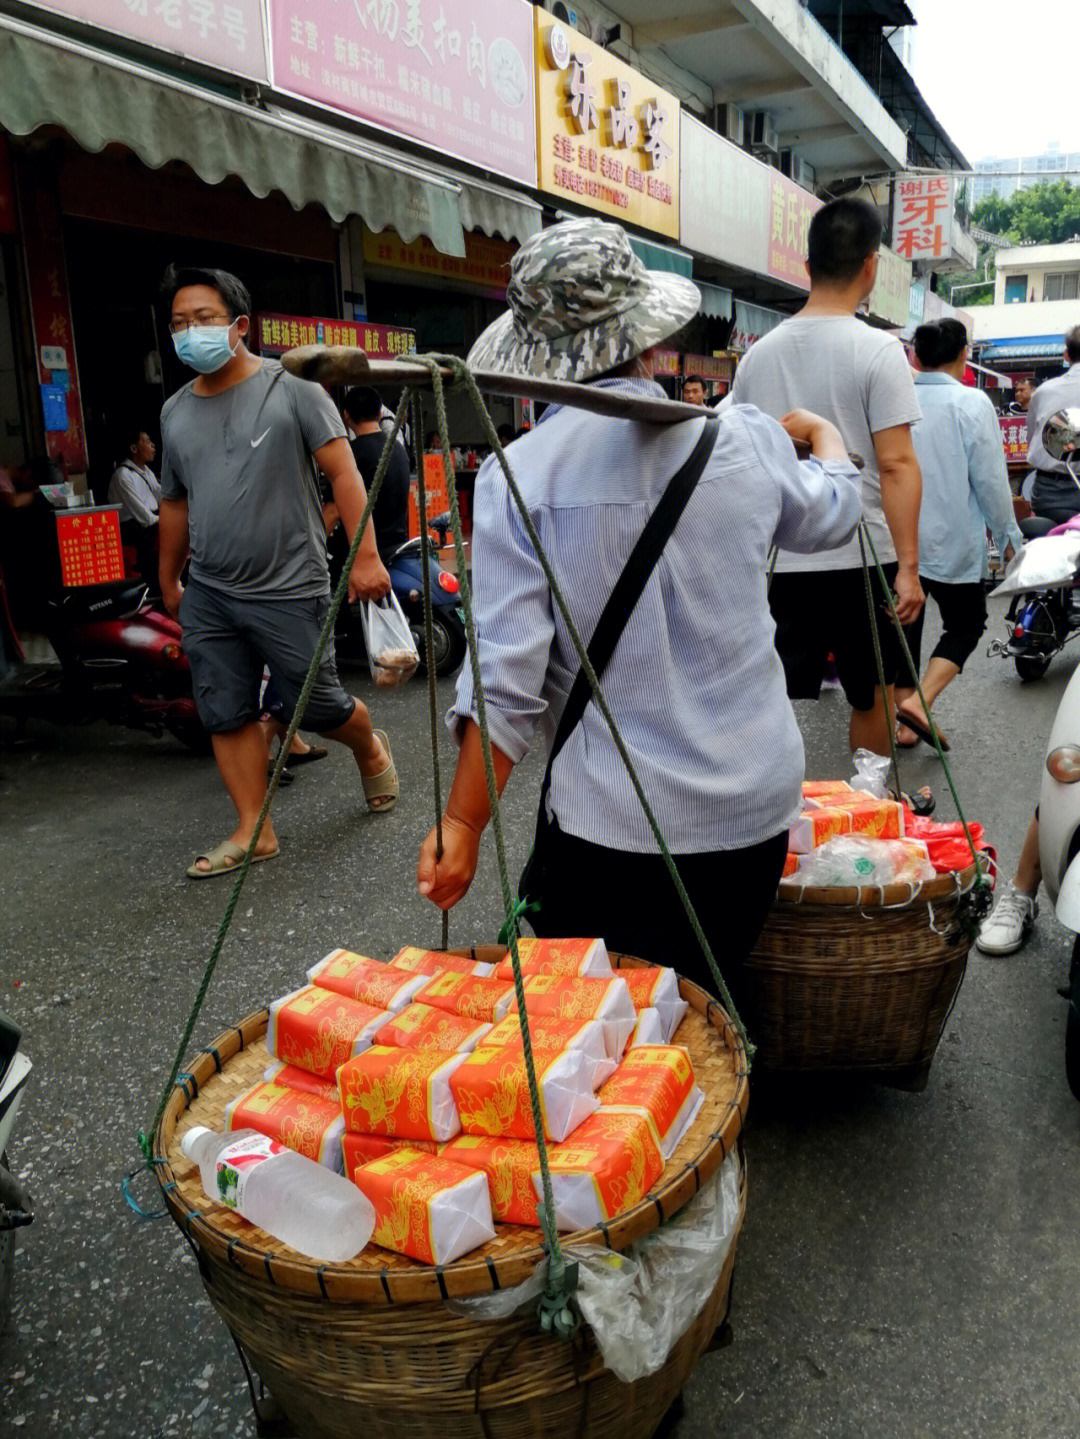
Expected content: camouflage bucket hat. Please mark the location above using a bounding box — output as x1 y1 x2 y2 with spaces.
467 218 700 383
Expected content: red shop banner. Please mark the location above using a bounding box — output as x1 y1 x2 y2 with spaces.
682 353 732 383
56 509 124 587
651 349 681 378
999 413 1028 464
766 172 820 292
255 313 416 358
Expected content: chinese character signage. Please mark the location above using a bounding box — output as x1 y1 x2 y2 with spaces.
409 455 452 538
682 353 732 384
999 414 1029 463
268 0 536 186
56 510 124 588
892 175 955 262
766 172 820 291
363 226 516 296
867 244 911 328
535 15 680 240
23 0 268 81
651 349 680 378
255 313 416 358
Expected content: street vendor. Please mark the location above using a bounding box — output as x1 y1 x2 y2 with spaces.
416 217 863 997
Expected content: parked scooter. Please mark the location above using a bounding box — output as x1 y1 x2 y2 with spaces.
0 1011 32 1326
0 563 208 750
988 409 1080 681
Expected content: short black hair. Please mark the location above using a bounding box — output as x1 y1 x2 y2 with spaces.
807 197 883 285
496 423 516 444
342 386 382 423
683 375 705 388
122 424 151 454
161 264 251 318
1066 325 1080 363
913 318 968 369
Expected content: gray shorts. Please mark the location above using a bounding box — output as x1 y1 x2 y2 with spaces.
178 579 355 735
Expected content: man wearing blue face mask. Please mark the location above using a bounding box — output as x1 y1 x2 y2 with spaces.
158 265 399 879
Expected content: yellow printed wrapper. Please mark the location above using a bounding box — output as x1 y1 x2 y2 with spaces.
618 968 688 1042
802 780 854 800
374 1002 493 1054
598 1044 704 1159
338 1046 466 1141
415 971 515 1023
342 1131 439 1175
223 1080 345 1170
494 937 612 981
788 807 852 854
441 1134 543 1226
484 1013 614 1090
262 1061 341 1103
266 986 388 1081
511 975 637 1060
307 949 427 1012
840 800 904 839
541 1110 664 1232
354 1148 495 1265
389 946 494 978
450 1045 597 1142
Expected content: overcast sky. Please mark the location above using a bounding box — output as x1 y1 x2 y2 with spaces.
907 0 1076 166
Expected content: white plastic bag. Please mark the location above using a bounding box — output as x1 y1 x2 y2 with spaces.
361 592 419 688
796 835 935 887
849 747 891 799
990 533 1080 598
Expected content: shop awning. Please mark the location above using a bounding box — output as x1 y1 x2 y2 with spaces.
628 237 694 279
980 338 1066 361
455 178 542 248
732 300 787 351
0 15 467 256
697 282 733 321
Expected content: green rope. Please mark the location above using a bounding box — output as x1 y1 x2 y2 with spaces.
857 527 903 804
135 392 410 1166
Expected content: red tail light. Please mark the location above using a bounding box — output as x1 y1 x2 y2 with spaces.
1014 625 1025 639
162 642 183 662
437 571 460 595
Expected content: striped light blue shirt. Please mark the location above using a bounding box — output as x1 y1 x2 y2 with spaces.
452 379 862 854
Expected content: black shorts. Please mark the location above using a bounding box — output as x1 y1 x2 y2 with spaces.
178 579 355 735
769 563 901 712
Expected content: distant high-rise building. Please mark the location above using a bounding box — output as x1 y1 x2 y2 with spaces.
970 143 1080 205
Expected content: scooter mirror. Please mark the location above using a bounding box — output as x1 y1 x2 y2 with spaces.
1042 407 1080 463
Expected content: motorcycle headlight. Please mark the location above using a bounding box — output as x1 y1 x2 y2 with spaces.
1047 746 1080 783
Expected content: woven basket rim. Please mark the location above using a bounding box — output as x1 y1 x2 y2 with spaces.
775 861 978 909
152 952 746 1304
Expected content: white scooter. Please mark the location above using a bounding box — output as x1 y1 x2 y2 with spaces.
1034 409 1080 1095
0 1010 32 1325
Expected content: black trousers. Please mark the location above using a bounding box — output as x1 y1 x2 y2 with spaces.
901 577 987 674
528 825 789 1013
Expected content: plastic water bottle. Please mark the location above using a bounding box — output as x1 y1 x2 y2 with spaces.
180 1126 374 1263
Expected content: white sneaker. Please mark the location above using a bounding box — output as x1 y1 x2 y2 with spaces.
975 882 1038 956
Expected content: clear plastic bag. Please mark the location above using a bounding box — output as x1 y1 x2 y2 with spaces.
449 1151 742 1382
849 747 891 799
361 593 419 688
796 835 935 887
990 533 1080 598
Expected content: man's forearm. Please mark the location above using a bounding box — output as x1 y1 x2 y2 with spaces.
330 472 380 560
158 499 189 589
879 457 921 569
446 720 515 836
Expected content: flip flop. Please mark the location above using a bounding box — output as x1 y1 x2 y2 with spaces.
895 706 950 752
362 729 398 813
889 785 936 818
285 744 329 769
896 721 921 750
186 839 280 880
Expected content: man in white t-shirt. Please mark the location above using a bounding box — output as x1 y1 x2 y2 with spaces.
108 427 162 583
731 197 924 755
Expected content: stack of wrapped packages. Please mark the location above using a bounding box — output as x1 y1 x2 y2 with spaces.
785 780 991 887
221 941 703 1266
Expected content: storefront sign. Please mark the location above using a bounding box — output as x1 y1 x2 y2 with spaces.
999 413 1028 463
24 0 269 81
651 349 680 378
867 244 911 329
766 172 820 291
255 312 416 358
56 509 124 587
682 353 733 383
363 226 515 296
535 14 679 240
409 455 451 538
892 175 955 262
269 0 536 186
908 280 926 325
679 117 770 278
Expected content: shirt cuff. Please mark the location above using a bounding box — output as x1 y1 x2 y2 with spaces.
446 702 534 764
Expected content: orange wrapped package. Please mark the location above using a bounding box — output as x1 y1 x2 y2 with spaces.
307 950 426 1012
598 1044 703 1159
834 799 904 839
262 1061 340 1102
450 1045 597 1142
374 1002 492 1054
223 1079 345 1170
441 1134 543 1226
802 780 853 800
342 1131 439 1174
354 1148 495 1265
414 971 515 1023
511 975 637 1060
266 986 388 1081
494 937 612 981
389 946 494 978
618 967 688 1043
484 1013 615 1089
782 853 799 878
338 1046 466 1141
788 807 851 854
627 1008 664 1048
541 1110 664 1231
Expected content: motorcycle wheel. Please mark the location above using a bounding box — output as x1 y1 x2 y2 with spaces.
1015 653 1053 682
1014 603 1058 682
1067 937 1080 1102
0 1153 14 1333
165 714 214 754
412 610 467 678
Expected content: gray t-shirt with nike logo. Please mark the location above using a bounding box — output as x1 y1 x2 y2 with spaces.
160 359 347 599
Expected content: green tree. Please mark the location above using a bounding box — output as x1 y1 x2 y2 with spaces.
973 180 1080 246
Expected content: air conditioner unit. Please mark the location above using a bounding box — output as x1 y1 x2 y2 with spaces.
539 0 594 38
714 103 745 147
780 149 816 190
749 111 779 155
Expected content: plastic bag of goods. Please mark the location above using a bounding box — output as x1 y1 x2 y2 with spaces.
342 1131 439 1173
360 592 420 688
266 986 388 1081
338 1046 467 1142
224 1079 346 1171
598 1045 703 1160
307 949 426 1012
262 1061 342 1102
493 937 612 980
617 967 688 1043
849 748 892 799
796 836 935 887
374 1002 493 1054
540 1110 665 1233
413 971 516 1024
450 1045 598 1142
510 975 637 1061
627 1009 665 1048
353 1148 495 1264
991 533 1080 597
390 946 494 978
441 1134 544 1225
484 1013 615 1089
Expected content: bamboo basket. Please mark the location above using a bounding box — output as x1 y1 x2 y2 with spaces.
742 866 979 1089
153 951 747 1439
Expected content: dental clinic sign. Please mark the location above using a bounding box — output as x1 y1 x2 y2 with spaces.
892 175 955 262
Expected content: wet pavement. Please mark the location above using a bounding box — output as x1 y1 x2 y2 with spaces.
2 605 1079 1439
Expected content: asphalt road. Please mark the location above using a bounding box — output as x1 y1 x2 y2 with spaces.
2 600 1079 1439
